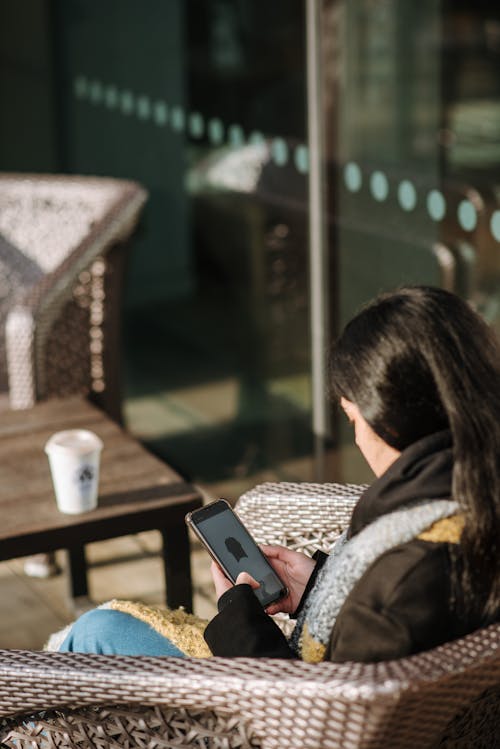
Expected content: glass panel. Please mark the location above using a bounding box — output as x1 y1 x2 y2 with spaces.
4 0 498 493
441 1 500 328
57 0 313 495
323 0 500 483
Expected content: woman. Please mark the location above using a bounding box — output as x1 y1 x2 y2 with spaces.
60 286 500 662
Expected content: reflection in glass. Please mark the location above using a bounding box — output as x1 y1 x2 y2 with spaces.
21 0 499 493
427 190 447 221
370 171 389 202
323 0 500 482
398 180 417 211
457 200 477 231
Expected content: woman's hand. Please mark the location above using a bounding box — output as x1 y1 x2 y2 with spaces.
210 545 316 615
210 561 260 603
260 545 316 615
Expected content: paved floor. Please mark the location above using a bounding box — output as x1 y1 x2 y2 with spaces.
0 526 218 651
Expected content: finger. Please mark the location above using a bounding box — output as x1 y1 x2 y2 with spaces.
260 544 288 559
211 562 234 599
265 601 292 616
236 571 260 589
260 544 282 554
265 603 280 615
210 561 228 582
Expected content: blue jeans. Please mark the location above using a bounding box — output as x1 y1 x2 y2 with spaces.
59 608 186 657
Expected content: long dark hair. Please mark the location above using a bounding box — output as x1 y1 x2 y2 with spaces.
330 286 500 623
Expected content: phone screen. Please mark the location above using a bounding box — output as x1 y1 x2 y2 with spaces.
187 500 287 607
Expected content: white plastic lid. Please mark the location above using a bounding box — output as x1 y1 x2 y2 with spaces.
45 429 103 455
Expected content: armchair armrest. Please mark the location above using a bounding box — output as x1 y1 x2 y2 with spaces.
1 623 499 749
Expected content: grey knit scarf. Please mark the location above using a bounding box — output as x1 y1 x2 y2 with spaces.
289 499 459 659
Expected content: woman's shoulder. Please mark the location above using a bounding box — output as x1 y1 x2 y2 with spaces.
353 538 453 609
329 540 458 662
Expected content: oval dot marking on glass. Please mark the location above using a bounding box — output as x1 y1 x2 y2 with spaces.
398 180 417 211
137 96 151 120
121 90 134 115
208 118 224 145
89 80 103 104
344 162 362 192
491 210 500 242
427 189 446 221
74 76 88 99
370 171 389 201
249 131 265 146
153 100 168 126
105 85 118 109
294 145 309 174
271 138 289 166
189 112 204 138
228 124 245 147
458 200 477 231
171 106 185 132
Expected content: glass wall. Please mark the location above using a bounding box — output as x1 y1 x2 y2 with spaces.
53 0 313 494
1 0 499 493
322 0 500 482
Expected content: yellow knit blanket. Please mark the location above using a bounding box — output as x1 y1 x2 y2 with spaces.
109 599 212 658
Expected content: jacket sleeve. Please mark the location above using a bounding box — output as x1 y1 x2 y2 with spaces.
204 584 297 658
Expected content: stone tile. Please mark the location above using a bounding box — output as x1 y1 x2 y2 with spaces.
1 528 218 650
268 373 311 411
88 551 165 607
0 560 69 649
135 529 162 554
124 397 197 439
163 378 239 424
85 534 144 566
6 553 72 620
0 613 66 650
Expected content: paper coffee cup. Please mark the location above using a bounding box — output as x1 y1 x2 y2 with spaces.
45 429 103 514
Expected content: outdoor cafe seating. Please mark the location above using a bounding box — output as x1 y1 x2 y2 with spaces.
0 482 498 749
0 174 498 748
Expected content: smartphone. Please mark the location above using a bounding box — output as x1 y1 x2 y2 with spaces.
186 499 288 608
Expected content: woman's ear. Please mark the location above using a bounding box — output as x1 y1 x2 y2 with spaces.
340 397 401 476
340 396 356 422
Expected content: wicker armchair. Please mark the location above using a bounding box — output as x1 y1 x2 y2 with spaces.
0 482 498 749
0 173 147 578
0 173 147 422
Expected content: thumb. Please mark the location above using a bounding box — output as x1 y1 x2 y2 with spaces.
236 571 260 589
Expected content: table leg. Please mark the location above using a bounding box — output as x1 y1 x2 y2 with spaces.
66 544 89 600
161 522 193 612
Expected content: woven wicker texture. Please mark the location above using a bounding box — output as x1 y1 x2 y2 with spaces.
0 482 498 749
0 174 147 410
236 481 366 552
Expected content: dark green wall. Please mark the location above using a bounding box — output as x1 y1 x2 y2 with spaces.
0 0 58 171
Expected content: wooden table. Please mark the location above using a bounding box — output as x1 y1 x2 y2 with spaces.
0 397 203 612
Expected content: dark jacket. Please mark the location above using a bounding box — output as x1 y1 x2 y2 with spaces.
204 431 481 662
